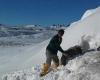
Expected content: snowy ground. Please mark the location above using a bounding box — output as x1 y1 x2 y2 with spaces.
1 7 100 80
0 40 49 79
0 31 56 79
2 50 100 80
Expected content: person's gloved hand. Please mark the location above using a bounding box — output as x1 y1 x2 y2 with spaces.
63 53 68 56
62 50 68 56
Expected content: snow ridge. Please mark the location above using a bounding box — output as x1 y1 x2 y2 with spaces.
81 6 100 20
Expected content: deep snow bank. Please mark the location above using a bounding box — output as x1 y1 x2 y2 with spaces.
81 7 100 20
62 6 100 50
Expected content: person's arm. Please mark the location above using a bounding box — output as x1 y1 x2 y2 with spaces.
58 46 64 53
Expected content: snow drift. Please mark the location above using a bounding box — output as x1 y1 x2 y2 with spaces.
2 6 100 80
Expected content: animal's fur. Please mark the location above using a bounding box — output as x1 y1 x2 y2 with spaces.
61 45 83 66
97 46 100 51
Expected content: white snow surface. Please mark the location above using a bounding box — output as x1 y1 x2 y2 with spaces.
81 7 100 20
1 7 100 80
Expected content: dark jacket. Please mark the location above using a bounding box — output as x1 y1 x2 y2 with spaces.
46 34 64 54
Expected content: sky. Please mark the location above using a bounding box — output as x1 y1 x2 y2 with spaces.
0 0 100 26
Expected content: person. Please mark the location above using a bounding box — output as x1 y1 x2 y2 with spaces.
40 29 65 76
61 45 82 66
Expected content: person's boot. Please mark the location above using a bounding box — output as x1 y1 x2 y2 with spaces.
40 63 49 76
51 63 59 71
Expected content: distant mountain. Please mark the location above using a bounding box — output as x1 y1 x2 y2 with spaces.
0 24 67 46
0 24 67 37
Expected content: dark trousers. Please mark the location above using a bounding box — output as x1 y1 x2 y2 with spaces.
46 50 59 67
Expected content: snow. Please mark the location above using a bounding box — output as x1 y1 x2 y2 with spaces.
0 40 49 78
2 51 100 80
1 6 100 80
24 25 35 28
62 6 100 49
81 7 100 20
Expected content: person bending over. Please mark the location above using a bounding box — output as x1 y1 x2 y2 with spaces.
40 29 65 76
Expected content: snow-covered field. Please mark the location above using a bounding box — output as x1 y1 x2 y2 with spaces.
1 6 100 80
0 28 57 79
